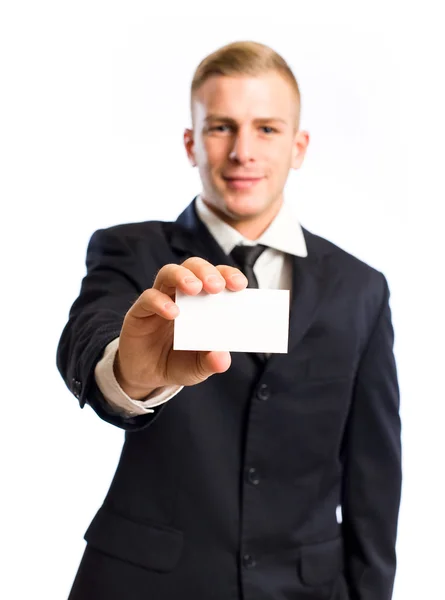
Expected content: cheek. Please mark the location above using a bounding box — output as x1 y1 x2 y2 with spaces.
203 139 227 164
198 146 225 186
269 146 294 176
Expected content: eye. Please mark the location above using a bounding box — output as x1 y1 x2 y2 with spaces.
260 126 277 134
209 125 232 132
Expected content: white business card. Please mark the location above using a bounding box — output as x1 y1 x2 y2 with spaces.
173 288 290 353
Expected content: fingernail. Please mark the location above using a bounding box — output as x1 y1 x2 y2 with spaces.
184 277 200 284
230 273 247 282
206 274 224 284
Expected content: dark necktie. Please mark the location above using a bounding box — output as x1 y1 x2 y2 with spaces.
230 244 267 289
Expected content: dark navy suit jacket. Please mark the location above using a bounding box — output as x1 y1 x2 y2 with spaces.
57 199 402 600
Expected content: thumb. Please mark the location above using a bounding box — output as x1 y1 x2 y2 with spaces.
195 350 231 381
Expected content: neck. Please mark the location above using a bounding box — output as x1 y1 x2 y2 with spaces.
203 197 283 240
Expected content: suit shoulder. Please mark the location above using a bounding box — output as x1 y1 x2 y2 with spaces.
86 220 181 255
304 227 387 292
95 219 168 240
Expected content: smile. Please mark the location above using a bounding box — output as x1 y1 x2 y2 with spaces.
223 177 263 190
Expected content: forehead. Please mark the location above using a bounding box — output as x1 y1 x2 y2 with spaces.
193 73 296 122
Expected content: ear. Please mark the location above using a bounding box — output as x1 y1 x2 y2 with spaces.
291 130 310 170
184 128 196 167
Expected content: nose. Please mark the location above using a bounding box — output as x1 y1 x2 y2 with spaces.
229 130 254 164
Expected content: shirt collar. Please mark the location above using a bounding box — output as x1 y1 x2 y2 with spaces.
195 194 308 257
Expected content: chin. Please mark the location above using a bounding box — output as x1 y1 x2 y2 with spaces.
222 194 269 218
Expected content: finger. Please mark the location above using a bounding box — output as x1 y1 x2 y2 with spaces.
153 263 203 295
128 287 180 320
215 265 248 291
181 257 227 294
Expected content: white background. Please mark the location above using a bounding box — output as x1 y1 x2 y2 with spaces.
1 1 444 598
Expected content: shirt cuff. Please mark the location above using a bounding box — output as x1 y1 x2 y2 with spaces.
94 337 183 416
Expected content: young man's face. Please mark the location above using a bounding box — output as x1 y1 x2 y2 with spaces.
184 71 309 228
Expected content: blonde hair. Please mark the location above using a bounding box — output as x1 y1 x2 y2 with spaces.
191 41 301 130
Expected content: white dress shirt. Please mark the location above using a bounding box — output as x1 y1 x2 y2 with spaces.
94 195 307 416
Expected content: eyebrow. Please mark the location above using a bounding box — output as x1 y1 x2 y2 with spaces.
204 115 288 125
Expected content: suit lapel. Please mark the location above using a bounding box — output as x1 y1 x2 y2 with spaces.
287 250 325 354
266 229 336 368
287 229 344 363
170 198 236 268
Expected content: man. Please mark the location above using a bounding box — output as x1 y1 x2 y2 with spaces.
57 41 401 599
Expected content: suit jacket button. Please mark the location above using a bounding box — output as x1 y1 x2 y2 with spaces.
242 554 256 569
247 467 260 485
72 378 82 399
257 383 270 401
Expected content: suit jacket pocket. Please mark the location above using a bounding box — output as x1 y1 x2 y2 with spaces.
298 536 343 586
84 505 184 573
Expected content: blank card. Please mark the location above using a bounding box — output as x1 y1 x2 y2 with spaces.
173 288 290 353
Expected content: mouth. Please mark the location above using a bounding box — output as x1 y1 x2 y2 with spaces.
222 176 264 190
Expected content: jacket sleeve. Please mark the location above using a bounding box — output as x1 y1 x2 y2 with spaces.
94 337 183 415
56 226 168 431
341 274 402 600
